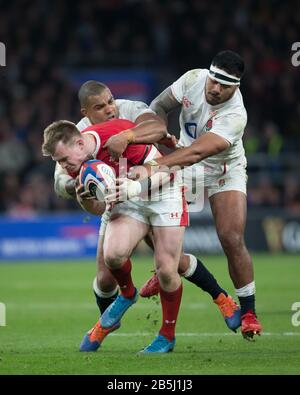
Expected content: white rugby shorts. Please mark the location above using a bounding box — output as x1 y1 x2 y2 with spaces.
206 159 248 198
110 196 189 227
180 158 247 200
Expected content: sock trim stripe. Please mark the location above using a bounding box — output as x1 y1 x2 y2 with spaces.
235 281 255 297
181 254 197 278
93 277 119 298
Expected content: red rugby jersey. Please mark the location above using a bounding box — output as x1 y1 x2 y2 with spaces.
81 119 157 176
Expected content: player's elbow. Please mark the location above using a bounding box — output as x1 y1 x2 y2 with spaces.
150 99 168 123
54 177 65 198
149 97 159 112
54 175 75 200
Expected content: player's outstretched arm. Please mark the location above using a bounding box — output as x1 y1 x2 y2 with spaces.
130 112 168 143
105 165 175 203
103 113 168 159
145 132 230 170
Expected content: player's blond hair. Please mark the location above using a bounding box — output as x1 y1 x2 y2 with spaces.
42 120 81 156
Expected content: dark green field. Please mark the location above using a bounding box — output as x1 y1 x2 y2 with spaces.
0 254 300 375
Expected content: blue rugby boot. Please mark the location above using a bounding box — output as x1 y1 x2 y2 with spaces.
139 334 175 354
101 288 138 329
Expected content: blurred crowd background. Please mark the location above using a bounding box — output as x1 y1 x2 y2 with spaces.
0 0 299 216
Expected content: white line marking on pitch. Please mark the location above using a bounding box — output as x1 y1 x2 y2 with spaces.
111 332 300 337
6 302 208 310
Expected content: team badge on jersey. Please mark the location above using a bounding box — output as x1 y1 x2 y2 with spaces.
182 96 192 108
204 118 213 131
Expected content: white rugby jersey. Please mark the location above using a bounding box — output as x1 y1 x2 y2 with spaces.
76 99 155 131
171 69 247 170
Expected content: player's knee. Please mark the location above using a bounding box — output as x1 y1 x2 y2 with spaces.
104 249 129 269
105 255 123 269
156 264 176 286
218 230 245 252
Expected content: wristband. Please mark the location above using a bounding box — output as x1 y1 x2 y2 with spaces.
124 130 135 144
145 159 158 166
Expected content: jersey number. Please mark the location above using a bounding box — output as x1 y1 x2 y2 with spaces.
184 122 197 139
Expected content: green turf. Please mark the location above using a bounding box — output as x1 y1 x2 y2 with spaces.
0 254 300 375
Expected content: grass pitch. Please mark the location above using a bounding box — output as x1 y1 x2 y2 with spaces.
0 254 300 375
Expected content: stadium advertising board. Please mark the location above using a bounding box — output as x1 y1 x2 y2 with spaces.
0 210 299 260
0 214 100 260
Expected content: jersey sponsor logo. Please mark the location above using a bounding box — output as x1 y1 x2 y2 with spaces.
184 122 197 139
182 96 192 108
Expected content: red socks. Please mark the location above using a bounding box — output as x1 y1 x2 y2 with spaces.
159 283 183 342
109 259 136 299
110 259 182 343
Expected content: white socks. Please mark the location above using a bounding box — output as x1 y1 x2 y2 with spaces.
180 254 197 278
235 281 255 297
93 277 119 298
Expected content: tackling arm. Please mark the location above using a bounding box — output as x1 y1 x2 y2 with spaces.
103 113 168 158
113 132 229 200
124 112 168 144
146 132 230 169
105 167 174 203
54 163 76 199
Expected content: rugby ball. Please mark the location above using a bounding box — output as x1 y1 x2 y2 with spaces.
79 159 116 202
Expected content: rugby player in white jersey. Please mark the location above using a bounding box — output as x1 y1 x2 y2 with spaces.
106 51 262 340
54 81 241 351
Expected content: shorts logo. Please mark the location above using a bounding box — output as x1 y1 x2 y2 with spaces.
182 96 192 108
218 179 225 187
170 212 179 219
